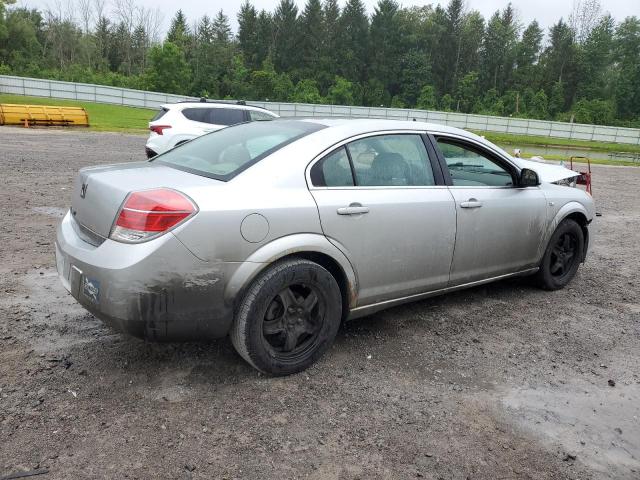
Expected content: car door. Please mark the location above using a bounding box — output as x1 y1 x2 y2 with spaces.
308 132 457 306
431 134 547 285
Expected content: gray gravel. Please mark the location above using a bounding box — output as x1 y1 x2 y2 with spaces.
1 126 639 479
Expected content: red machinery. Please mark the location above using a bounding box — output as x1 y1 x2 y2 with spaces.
569 156 592 196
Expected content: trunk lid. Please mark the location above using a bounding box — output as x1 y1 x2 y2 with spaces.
71 161 220 238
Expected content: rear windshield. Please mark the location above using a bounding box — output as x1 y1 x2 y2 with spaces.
151 107 168 121
152 120 325 181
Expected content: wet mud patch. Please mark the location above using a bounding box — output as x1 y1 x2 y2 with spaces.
32 206 67 218
502 381 640 478
1 269 106 354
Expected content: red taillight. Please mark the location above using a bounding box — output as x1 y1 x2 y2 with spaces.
110 189 197 243
150 125 171 135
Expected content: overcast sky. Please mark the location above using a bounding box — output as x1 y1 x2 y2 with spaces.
17 0 640 36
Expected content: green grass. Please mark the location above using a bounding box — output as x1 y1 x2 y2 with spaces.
517 152 639 167
0 94 154 133
477 131 640 154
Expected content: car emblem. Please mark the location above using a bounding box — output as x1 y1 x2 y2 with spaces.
80 182 88 198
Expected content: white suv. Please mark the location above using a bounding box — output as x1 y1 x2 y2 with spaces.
145 101 279 158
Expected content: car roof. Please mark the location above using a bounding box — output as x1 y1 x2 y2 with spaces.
163 101 274 113
258 117 513 164
286 117 490 143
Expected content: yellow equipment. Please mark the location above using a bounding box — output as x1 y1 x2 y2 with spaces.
0 104 89 127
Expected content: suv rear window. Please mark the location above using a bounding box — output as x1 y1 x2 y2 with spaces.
153 120 325 181
182 108 210 123
249 110 275 121
151 107 168 121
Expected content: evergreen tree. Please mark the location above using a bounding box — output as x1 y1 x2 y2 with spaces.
369 0 401 97
212 10 231 44
191 15 219 96
272 0 299 73
513 20 543 89
458 11 485 77
429 5 450 94
542 19 579 108
299 0 323 79
445 0 464 91
316 0 341 90
337 0 368 86
166 10 191 52
255 10 274 68
398 49 430 106
480 4 519 93
238 1 259 69
577 15 614 100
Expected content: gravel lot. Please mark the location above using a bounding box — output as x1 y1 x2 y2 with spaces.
1 126 639 480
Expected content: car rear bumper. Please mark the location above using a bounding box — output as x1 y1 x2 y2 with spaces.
55 211 238 340
145 134 170 157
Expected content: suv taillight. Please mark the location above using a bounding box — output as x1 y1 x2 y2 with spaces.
110 189 197 243
150 125 171 135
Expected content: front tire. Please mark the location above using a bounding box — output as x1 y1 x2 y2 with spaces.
230 259 342 376
535 218 584 290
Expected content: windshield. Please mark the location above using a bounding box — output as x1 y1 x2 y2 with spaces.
153 120 325 181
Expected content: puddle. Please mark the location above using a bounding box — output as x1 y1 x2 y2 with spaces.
32 206 67 218
502 382 640 478
8 269 106 353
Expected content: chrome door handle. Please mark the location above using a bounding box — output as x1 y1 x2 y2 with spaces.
460 199 483 208
337 204 370 215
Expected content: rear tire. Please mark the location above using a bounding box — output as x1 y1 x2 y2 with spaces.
230 259 342 376
534 218 584 290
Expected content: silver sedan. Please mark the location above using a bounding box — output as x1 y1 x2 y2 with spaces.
55 119 595 375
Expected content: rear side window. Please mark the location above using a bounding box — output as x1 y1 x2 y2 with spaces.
208 108 246 126
153 120 325 181
347 134 435 186
249 110 275 121
151 108 168 121
182 108 209 123
310 147 354 187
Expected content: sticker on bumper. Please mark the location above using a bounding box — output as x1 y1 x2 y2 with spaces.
82 276 100 304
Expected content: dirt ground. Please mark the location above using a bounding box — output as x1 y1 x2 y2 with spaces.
0 126 639 480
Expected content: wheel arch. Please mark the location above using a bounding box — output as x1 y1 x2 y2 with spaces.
224 234 358 318
548 202 591 262
564 211 590 262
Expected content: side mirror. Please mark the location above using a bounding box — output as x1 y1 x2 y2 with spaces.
519 168 540 187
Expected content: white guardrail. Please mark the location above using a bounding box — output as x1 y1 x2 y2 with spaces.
2 74 640 145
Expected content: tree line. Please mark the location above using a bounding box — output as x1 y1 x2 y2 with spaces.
1 0 639 126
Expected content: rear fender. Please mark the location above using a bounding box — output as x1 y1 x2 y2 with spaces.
224 233 358 309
